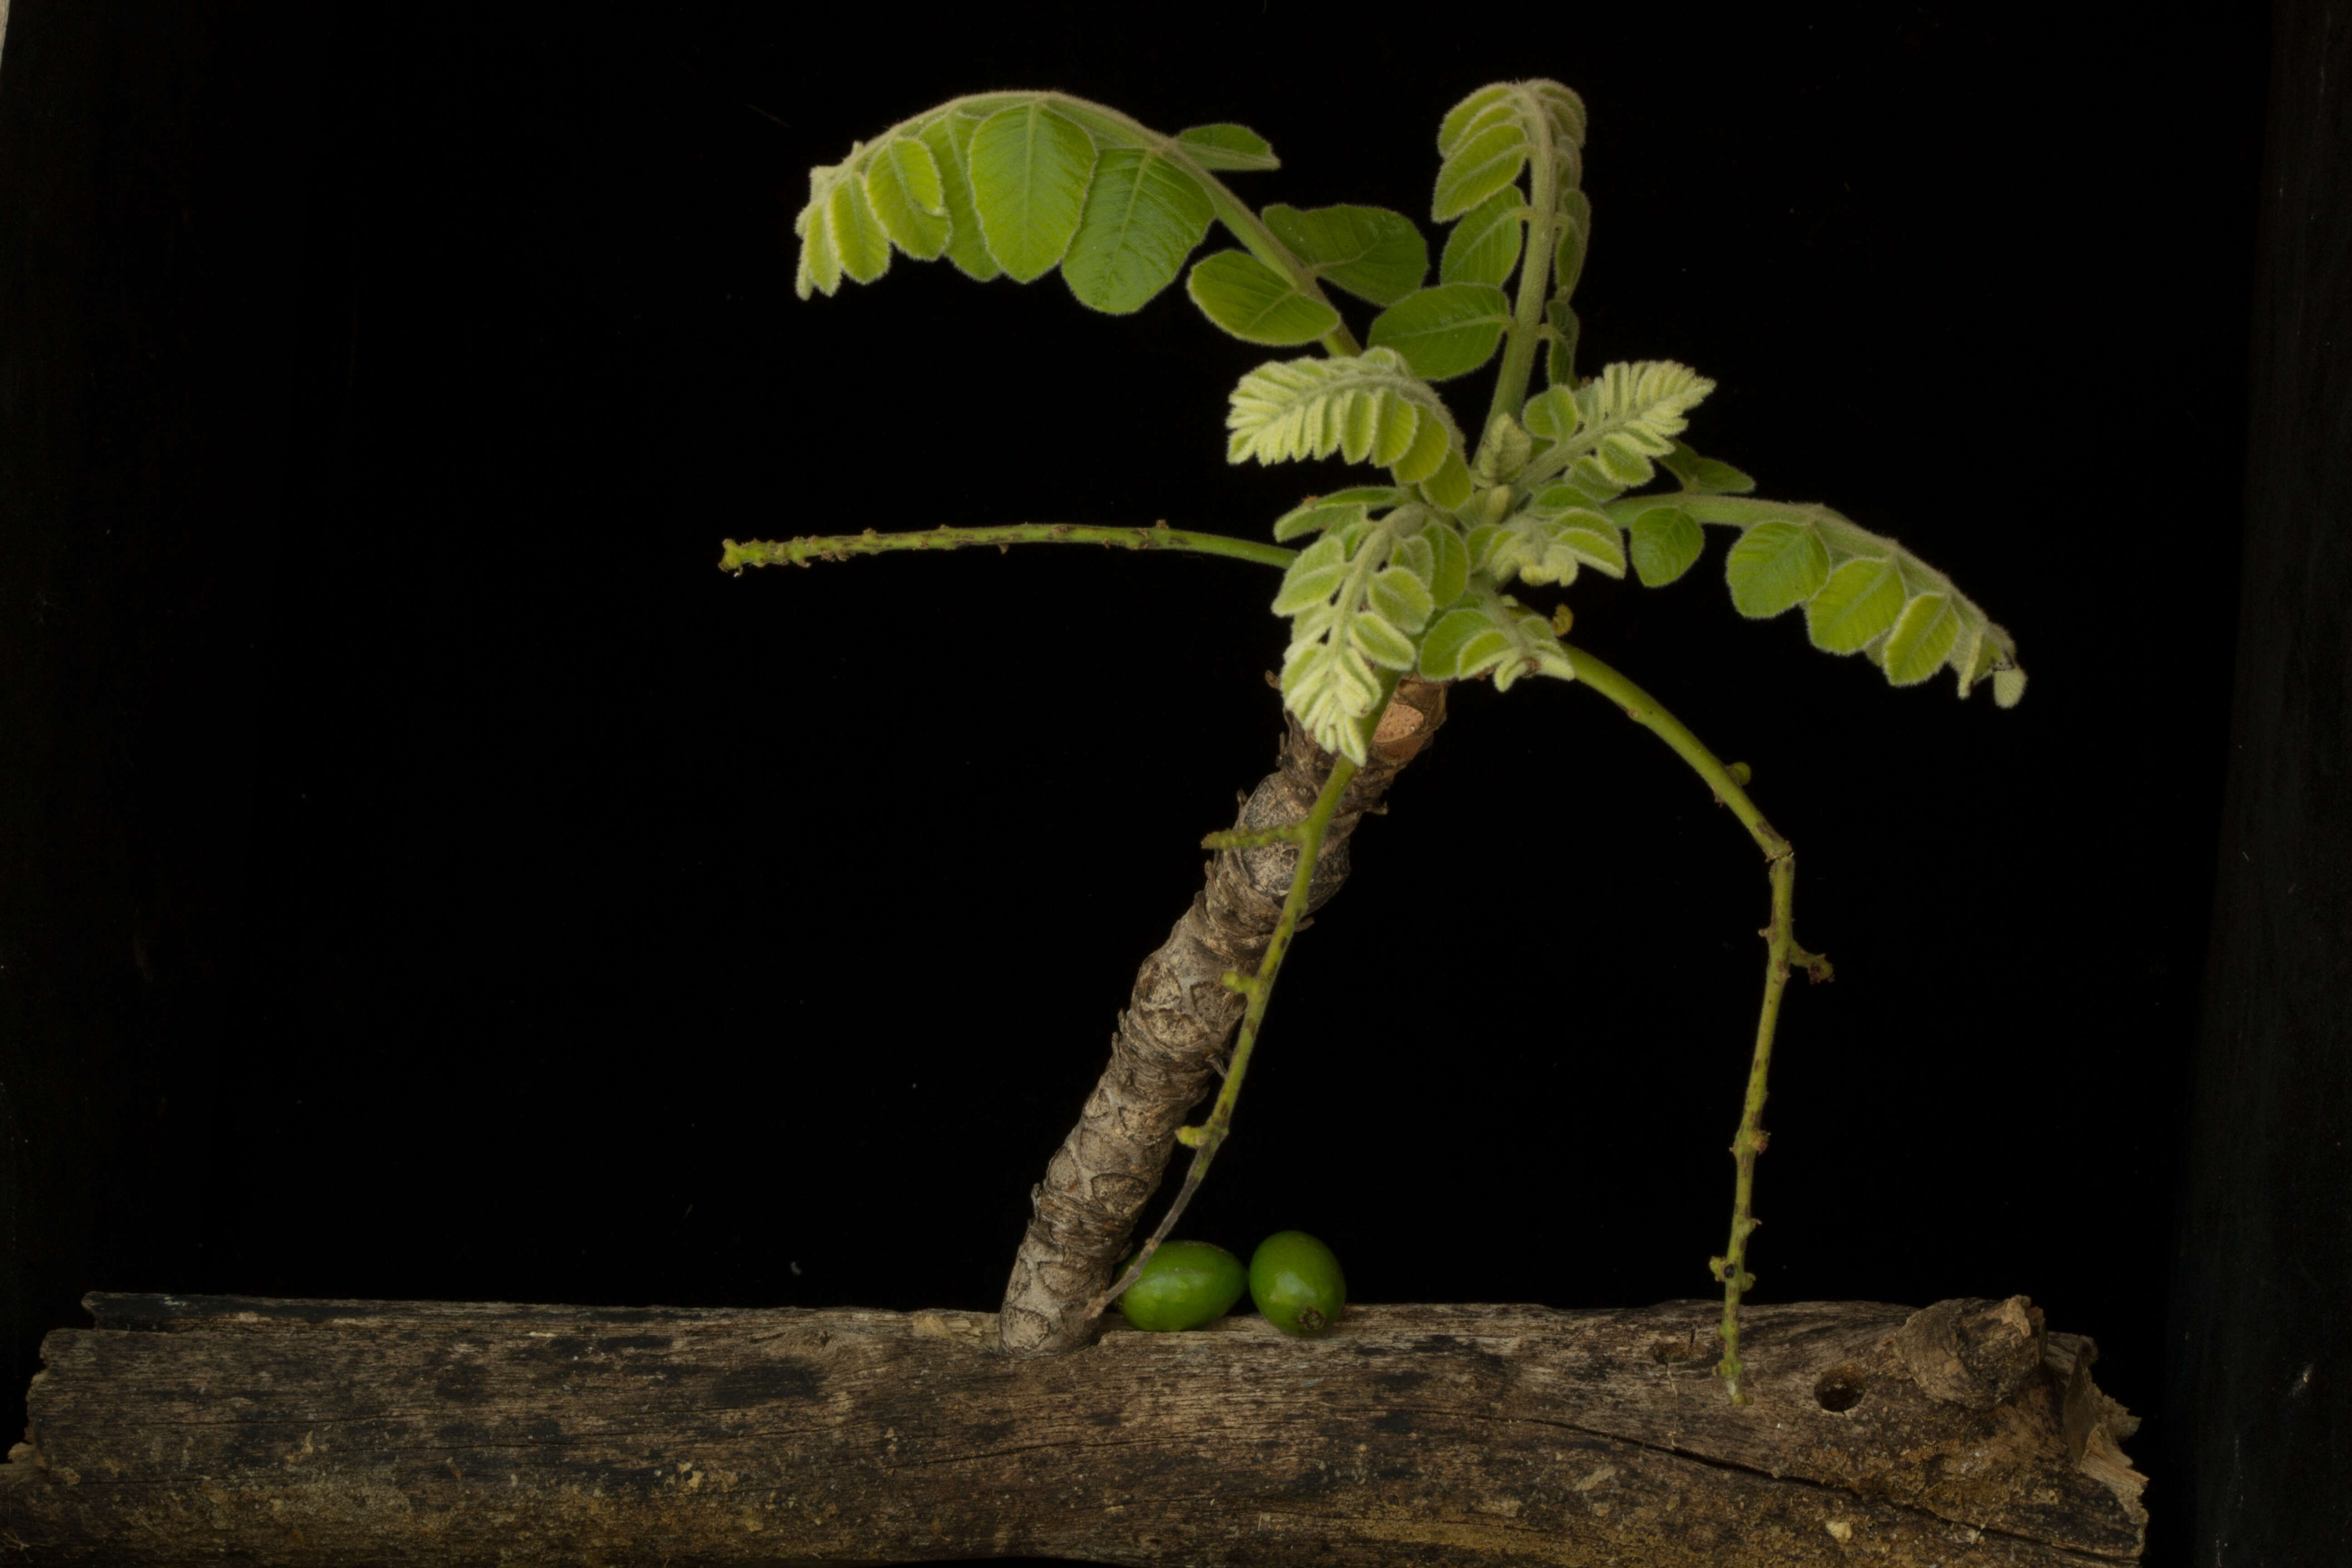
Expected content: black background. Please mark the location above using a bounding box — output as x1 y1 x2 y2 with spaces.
0 3 2273 1559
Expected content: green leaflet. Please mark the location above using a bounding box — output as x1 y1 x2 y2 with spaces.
968 103 1099 283
1367 283 1512 382
1425 517 1469 606
1724 520 1830 618
1438 85 1514 155
1174 122 1279 171
1523 385 1579 445
1628 506 1705 588
1188 250 1342 345
865 137 950 260
1440 187 1525 287
917 113 1002 282
1272 498 1369 543
1471 412 1534 485
1417 594 1573 690
1552 190 1592 300
829 180 894 284
1263 204 1428 307
1660 440 1757 495
1433 118 1529 222
1062 149 1214 314
1226 348 1459 483
795 181 842 298
1804 556 1905 653
1547 299 1579 387
1593 431 1657 489
1420 447 1474 509
1880 590 1959 685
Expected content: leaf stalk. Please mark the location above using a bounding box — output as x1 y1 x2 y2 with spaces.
720 523 1296 574
1559 642 1830 1404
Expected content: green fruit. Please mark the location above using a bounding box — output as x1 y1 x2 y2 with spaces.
1116 1240 1247 1332
1250 1230 1346 1337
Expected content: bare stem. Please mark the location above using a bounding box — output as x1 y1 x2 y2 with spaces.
1558 642 1830 1404
1086 748 1362 1318
720 523 1296 574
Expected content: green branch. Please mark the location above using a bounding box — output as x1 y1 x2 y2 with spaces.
1559 642 1830 1405
1087 747 1362 1320
720 523 1297 574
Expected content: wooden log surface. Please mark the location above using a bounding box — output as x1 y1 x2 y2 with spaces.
0 1292 2145 1566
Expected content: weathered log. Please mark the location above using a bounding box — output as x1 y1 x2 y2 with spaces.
0 1292 2144 1565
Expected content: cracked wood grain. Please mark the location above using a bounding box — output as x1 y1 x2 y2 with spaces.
0 1292 2143 1565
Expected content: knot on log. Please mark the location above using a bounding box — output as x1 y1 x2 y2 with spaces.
1894 1294 2047 1409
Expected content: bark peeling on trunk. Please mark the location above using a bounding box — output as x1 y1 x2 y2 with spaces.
997 677 1449 1357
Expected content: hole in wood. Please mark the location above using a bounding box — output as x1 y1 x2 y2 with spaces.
1813 1362 1869 1412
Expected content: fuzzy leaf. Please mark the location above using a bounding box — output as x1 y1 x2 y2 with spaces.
1552 189 1592 299
1227 348 1457 480
1440 187 1525 287
1367 283 1512 382
1628 505 1704 588
827 179 894 285
1417 597 1573 689
1725 520 1829 618
1881 591 1960 685
1419 447 1474 509
1272 498 1368 543
1660 439 1756 495
1471 413 1534 485
1264 204 1428 307
1426 519 1469 607
917 114 1002 282
1063 149 1214 314
1547 299 1579 387
1367 566 1435 636
1804 556 1905 653
1270 531 1352 615
1523 385 1580 446
1994 668 2028 708
1188 250 1341 345
1174 122 1280 171
1470 506 1622 588
865 137 950 260
1433 119 1529 222
968 103 1098 283
1438 85 1514 155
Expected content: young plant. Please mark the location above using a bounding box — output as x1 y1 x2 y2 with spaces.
725 81 2024 1402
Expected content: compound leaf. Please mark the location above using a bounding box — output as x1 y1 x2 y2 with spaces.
1227 348 1460 485
968 103 1099 283
1188 250 1342 345
1417 595 1573 690
1063 149 1214 314
1367 283 1513 381
1264 204 1428 306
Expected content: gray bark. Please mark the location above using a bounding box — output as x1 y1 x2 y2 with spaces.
0 1290 2144 1565
998 678 1449 1357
